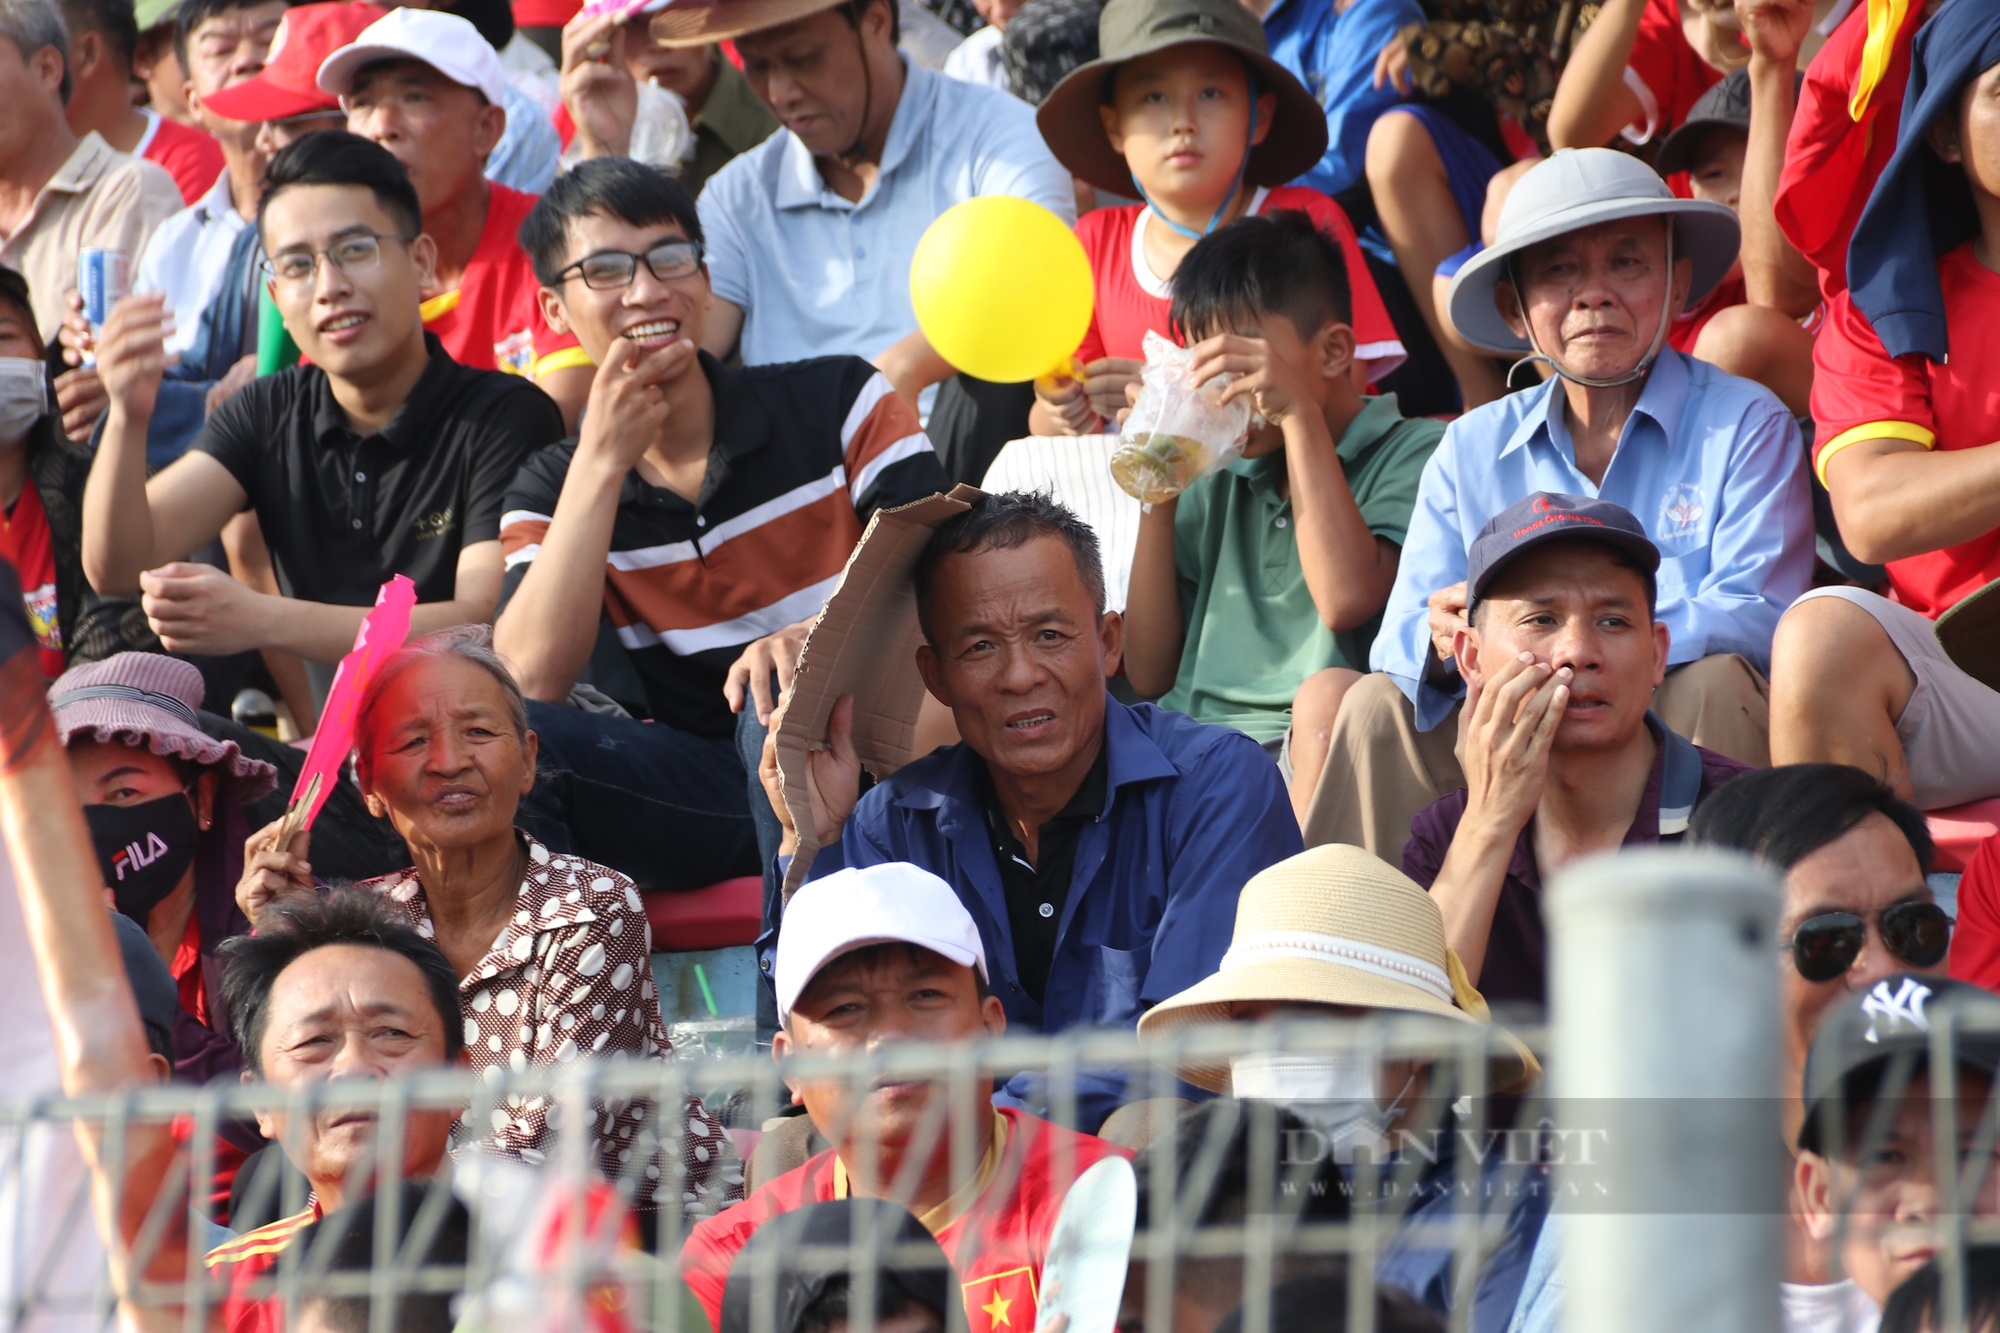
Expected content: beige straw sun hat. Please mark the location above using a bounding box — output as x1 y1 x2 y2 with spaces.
1138 844 1537 1093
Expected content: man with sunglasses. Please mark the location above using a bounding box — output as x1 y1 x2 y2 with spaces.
81 131 563 678
493 157 948 892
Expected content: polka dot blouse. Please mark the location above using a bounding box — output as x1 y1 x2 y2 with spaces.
361 835 744 1215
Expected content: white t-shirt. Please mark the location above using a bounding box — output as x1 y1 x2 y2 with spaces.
1781 1280 1880 1333
942 24 1010 93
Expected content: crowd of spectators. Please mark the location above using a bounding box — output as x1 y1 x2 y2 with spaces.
6 0 2000 1326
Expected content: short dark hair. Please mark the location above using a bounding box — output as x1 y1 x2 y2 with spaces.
58 0 135 69
839 0 897 49
293 1183 471 1333
518 156 703 288
1000 0 1102 105
1880 1244 2000 1333
1467 538 1658 627
1170 210 1352 346
0 265 37 339
174 0 289 80
1213 1275 1444 1333
1689 762 1936 878
796 1277 941 1333
786 942 990 1029
914 491 1105 646
218 889 464 1075
258 131 423 244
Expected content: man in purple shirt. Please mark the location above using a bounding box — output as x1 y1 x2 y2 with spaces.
1401 492 1750 1010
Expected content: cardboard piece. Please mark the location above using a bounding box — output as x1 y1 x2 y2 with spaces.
773 485 982 898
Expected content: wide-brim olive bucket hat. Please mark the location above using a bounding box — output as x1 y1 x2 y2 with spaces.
1035 0 1327 199
1445 147 1741 355
1137 844 1538 1094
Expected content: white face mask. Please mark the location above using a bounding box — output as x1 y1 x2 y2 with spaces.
1229 1053 1419 1162
0 358 46 450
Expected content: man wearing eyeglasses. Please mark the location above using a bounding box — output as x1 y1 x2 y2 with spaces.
79 131 564 678
493 157 949 894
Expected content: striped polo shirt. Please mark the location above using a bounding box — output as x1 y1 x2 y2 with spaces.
499 353 948 737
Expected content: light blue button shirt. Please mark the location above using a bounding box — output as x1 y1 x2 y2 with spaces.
1372 349 1815 732
135 169 246 360
697 57 1075 372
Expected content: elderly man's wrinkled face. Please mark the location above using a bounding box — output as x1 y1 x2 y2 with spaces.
1496 217 1693 383
249 944 461 1196
1928 63 2000 204
359 655 537 857
735 2 889 158
1458 541 1668 755
916 535 1122 784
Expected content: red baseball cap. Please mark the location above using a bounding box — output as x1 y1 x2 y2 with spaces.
201 2 388 123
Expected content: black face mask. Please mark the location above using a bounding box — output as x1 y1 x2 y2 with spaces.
85 793 200 924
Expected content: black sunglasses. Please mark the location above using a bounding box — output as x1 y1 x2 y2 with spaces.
1784 900 1953 983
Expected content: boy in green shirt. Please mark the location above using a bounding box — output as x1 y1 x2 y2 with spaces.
1121 211 1443 824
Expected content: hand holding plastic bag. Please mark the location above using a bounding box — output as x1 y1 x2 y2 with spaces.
1109 331 1256 504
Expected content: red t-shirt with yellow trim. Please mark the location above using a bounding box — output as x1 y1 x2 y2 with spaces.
680 1108 1127 1332
421 182 587 383
1623 0 1724 144
1811 241 2000 620
205 1202 323 1333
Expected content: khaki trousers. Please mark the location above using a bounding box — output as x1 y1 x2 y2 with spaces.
1300 653 1771 863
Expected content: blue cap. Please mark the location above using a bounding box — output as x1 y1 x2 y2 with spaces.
1466 492 1660 603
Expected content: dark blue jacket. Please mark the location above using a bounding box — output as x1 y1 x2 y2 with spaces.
802 696 1302 1124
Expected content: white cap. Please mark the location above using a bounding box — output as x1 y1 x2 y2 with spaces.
316 8 509 109
776 863 988 1018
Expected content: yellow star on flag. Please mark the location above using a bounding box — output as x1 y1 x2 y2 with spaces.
982 1293 1014 1328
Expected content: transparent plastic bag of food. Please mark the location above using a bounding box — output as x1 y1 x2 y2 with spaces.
1110 330 1254 505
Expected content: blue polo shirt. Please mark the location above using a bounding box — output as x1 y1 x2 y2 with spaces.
697 58 1075 374
1372 349 1815 732
802 696 1301 1126
1262 0 1423 198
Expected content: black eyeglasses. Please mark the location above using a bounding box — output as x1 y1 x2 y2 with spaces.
1783 901 1953 982
557 240 704 291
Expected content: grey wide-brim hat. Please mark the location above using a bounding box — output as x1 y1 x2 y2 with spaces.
1445 147 1741 356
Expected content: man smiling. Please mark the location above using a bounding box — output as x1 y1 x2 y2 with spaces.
770 491 1301 1128
496 158 948 892
680 863 1125 1332
1401 492 1751 1009
79 131 563 678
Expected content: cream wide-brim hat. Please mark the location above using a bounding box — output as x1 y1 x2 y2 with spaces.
1138 844 1537 1093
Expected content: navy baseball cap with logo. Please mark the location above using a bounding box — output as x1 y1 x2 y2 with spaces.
1465 493 1662 605
1798 974 2000 1155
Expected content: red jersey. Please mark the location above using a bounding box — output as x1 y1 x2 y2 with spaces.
1624 0 1724 143
421 182 589 382
205 1202 322 1333
1668 271 1747 354
681 1108 1127 1331
1072 186 1405 384
1811 241 2000 620
1952 832 2000 993
0 479 62 678
1774 0 1922 300
140 110 225 207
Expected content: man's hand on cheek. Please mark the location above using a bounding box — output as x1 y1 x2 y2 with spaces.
1459 651 1568 836
139 562 272 656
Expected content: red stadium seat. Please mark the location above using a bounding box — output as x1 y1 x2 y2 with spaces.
1927 798 2000 874
641 878 764 952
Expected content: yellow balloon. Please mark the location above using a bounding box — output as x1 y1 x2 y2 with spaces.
909 197 1094 384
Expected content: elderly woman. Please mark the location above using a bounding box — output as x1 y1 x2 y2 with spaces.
53 653 279 1082
239 626 741 1215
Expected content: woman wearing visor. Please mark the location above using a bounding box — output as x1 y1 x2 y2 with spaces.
1300 146 1815 863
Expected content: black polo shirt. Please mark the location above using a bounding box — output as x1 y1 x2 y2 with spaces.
978 741 1110 1007
194 334 563 607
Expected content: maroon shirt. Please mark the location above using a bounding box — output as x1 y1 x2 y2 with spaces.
1401 718 1751 1011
